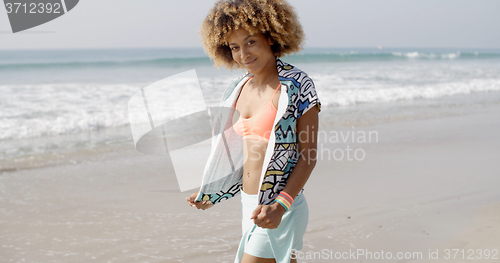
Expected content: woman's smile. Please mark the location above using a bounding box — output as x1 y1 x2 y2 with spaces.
243 58 257 68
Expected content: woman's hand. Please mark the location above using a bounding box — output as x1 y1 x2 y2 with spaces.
250 202 287 229
186 191 214 210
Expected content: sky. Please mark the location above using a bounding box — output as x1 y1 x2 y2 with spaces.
0 0 499 50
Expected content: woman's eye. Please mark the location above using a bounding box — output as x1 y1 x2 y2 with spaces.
247 40 255 45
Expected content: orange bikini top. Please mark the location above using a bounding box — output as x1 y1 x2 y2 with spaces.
233 77 281 142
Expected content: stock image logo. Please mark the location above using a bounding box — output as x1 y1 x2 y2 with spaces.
128 70 238 192
3 0 79 33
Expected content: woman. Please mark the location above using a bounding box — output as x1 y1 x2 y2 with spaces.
186 0 321 262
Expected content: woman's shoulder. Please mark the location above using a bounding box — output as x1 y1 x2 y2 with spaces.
276 58 313 86
277 58 321 115
220 72 252 104
229 72 252 85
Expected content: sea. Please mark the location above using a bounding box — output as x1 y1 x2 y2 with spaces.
1 47 500 171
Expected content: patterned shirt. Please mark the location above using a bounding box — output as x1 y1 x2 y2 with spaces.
195 57 321 205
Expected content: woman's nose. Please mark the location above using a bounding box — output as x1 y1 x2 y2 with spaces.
240 47 250 59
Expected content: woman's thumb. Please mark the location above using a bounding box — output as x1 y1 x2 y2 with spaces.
250 205 262 219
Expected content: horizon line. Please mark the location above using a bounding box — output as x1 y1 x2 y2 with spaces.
1 46 500 52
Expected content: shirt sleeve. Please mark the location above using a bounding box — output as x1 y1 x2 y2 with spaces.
297 75 321 119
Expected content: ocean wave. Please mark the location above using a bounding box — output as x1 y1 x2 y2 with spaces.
391 51 463 59
1 77 499 140
0 57 213 70
0 83 140 140
0 78 229 140
1 51 499 70
283 50 500 64
319 79 500 107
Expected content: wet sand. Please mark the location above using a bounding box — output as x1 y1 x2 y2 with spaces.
1 103 499 262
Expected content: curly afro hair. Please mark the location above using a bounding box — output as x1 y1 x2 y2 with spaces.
200 0 305 69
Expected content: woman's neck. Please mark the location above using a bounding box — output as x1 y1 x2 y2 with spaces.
249 59 280 89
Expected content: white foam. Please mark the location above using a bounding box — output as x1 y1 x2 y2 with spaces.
318 79 500 107
390 51 460 59
405 52 420 59
0 79 218 140
1 61 499 142
441 52 460 59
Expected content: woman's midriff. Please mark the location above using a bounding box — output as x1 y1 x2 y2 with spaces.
241 138 269 195
236 78 281 195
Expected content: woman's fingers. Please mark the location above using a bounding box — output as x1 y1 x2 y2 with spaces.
196 200 214 210
186 192 199 207
186 194 214 210
257 219 277 229
186 191 214 210
253 205 283 229
250 205 262 220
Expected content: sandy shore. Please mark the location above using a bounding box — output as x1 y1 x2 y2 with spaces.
301 103 500 262
416 201 500 263
1 102 499 262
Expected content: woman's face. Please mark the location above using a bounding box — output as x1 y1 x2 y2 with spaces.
227 28 275 74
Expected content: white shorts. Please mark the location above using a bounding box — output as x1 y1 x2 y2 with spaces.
240 190 309 259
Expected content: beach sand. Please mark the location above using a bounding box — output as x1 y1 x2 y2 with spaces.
1 102 499 263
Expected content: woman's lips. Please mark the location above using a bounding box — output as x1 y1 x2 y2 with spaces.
244 58 256 67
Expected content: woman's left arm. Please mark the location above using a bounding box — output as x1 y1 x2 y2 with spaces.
251 106 320 228
280 105 320 199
